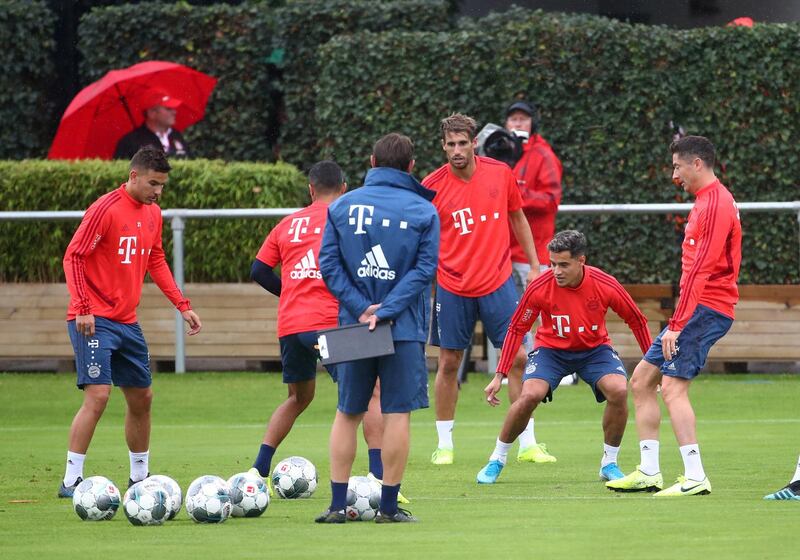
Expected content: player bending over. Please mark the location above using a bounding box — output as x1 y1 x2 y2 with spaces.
476 230 652 484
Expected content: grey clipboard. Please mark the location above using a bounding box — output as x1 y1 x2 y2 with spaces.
317 321 395 365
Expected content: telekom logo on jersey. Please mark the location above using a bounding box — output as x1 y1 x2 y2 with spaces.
288 217 310 243
549 314 599 338
118 236 138 264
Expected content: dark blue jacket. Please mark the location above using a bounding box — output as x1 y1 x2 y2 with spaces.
319 167 439 343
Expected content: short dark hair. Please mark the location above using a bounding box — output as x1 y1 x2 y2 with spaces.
130 145 171 173
547 230 587 258
373 133 414 171
308 160 345 193
440 112 477 140
670 135 716 168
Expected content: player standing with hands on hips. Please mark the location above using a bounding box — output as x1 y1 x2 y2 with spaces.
608 135 741 497
59 146 202 497
315 133 439 523
423 113 553 465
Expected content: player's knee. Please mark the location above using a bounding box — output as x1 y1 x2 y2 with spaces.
437 352 462 376
515 391 542 413
630 366 658 397
291 390 315 410
604 385 628 406
84 389 110 415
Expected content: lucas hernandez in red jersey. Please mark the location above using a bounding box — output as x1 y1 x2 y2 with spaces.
608 136 741 497
476 230 652 484
59 146 202 497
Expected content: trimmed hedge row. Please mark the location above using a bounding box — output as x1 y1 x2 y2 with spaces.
0 160 308 282
274 0 451 171
79 1 275 161
0 0 55 159
313 9 800 284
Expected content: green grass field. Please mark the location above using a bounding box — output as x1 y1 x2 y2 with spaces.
1 371 798 559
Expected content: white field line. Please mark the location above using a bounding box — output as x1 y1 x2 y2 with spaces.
1 417 799 433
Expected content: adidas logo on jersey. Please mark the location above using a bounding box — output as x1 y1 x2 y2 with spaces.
357 244 396 280
290 249 322 279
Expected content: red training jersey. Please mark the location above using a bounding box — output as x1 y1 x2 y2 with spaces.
423 156 522 297
508 135 563 264
497 266 652 375
255 200 338 338
669 179 741 330
64 185 190 323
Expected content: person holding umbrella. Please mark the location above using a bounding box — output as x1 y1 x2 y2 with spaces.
113 89 190 160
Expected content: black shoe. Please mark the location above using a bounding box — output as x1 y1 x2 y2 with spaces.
58 477 83 498
314 508 346 524
128 473 150 489
375 507 417 523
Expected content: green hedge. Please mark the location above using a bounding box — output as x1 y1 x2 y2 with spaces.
79 1 275 161
0 0 55 159
274 0 451 171
0 160 307 282
314 9 800 284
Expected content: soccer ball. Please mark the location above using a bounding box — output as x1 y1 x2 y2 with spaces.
123 481 170 526
144 475 182 520
227 472 270 517
185 475 232 523
272 456 317 499
72 476 120 521
346 476 381 521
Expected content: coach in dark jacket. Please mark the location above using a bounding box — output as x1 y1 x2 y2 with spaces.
113 90 190 160
314 133 439 524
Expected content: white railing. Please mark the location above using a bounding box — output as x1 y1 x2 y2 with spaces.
2 201 799 372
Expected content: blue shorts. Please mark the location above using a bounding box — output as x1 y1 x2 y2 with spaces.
644 304 733 379
279 331 338 384
430 275 519 350
523 345 627 403
337 341 429 414
67 317 151 389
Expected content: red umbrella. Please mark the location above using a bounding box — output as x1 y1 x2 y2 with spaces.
48 61 217 160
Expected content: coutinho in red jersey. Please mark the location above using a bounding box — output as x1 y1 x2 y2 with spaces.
497 266 652 375
423 155 522 297
256 201 338 338
670 179 741 331
63 185 190 323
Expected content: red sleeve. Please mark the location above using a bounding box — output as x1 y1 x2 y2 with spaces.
255 226 281 267
147 215 191 312
496 276 546 375
63 199 114 315
518 147 562 214
594 271 652 354
669 193 732 330
506 167 522 213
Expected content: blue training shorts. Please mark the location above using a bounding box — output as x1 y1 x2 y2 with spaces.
279 331 337 384
523 345 627 403
644 304 733 379
67 316 151 389
430 275 519 350
337 341 429 414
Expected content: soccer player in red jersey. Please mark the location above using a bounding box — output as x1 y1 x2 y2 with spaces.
59 147 202 498
476 230 652 484
248 161 393 499
423 113 550 465
608 136 742 497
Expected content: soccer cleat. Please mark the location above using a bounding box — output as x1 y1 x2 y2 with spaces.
128 473 150 489
367 472 410 504
653 475 711 497
476 460 505 484
57 477 82 498
375 507 417 523
431 447 454 465
606 466 663 492
249 467 273 497
763 480 800 500
314 508 346 524
599 462 625 481
517 443 557 463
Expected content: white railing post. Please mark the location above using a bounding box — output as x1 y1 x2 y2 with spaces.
171 215 186 373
